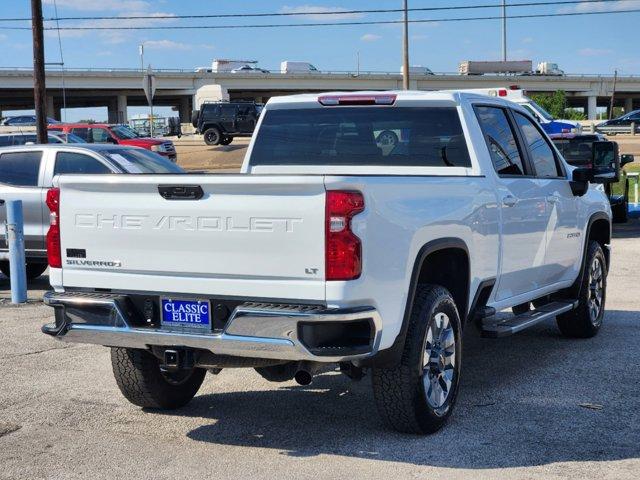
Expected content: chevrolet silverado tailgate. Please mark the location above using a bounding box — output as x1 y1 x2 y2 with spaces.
55 174 326 301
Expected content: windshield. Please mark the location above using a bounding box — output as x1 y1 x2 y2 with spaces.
249 106 471 167
111 125 139 140
102 148 184 173
525 101 554 121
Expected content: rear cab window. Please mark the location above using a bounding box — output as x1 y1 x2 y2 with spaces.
0 151 42 186
248 105 472 170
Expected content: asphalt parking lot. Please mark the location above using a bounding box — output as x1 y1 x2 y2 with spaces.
1 222 639 480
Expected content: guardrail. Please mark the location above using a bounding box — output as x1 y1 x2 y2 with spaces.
1 199 27 303
582 123 640 135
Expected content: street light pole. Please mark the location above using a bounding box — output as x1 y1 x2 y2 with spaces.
139 44 144 71
501 0 507 61
402 0 410 90
31 0 47 144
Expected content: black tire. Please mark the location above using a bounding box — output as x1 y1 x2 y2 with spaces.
556 241 607 338
612 200 628 223
512 302 531 315
190 110 200 128
255 363 297 382
203 127 222 146
372 284 462 434
0 261 48 280
219 135 233 145
110 348 206 409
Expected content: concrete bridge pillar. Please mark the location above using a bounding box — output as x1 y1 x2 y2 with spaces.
625 97 634 113
117 95 128 123
587 95 598 120
46 95 55 119
179 96 190 122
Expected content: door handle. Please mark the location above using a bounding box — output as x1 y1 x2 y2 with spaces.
158 185 204 200
546 194 559 204
502 195 518 207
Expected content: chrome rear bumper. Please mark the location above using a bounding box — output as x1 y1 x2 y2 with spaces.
42 291 382 362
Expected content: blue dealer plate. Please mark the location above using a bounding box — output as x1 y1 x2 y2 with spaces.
161 298 211 330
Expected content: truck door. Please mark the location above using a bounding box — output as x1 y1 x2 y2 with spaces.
474 105 550 302
0 150 46 254
511 111 581 285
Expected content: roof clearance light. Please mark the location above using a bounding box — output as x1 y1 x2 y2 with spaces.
509 85 520 90
498 89 508 97
318 94 397 106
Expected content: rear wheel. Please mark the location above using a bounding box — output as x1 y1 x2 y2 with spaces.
0 261 48 280
203 127 222 146
556 241 607 338
372 284 462 434
612 199 628 223
111 347 206 409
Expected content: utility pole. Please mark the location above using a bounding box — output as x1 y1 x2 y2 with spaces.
31 0 47 144
609 69 618 120
139 44 144 71
402 0 410 90
501 0 507 61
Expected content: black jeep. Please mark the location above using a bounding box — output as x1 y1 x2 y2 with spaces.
192 101 262 146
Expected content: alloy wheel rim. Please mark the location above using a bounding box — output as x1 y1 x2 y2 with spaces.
422 312 456 410
588 256 604 325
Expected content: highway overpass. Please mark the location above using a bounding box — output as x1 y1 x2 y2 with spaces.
1 67 638 121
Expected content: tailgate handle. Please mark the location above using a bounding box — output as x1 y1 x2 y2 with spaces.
158 185 204 200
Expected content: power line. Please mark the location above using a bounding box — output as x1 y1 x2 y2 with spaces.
0 0 632 22
11 8 640 31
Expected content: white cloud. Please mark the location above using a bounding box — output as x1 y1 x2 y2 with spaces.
521 36 534 44
143 40 214 51
579 47 614 56
280 5 364 20
360 33 381 42
43 0 151 11
559 0 640 13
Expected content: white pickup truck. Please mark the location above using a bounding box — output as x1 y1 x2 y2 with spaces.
42 91 617 434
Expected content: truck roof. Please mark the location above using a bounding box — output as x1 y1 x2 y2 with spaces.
265 90 506 106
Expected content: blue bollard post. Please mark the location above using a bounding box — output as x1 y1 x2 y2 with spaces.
6 200 27 304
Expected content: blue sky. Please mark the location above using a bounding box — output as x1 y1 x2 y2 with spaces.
1 0 639 120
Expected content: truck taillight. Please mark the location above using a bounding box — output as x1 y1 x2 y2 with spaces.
46 188 61 268
325 191 364 281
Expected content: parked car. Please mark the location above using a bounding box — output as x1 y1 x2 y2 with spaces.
0 132 86 147
192 101 262 145
598 109 640 131
550 132 634 222
1 115 59 126
230 65 270 74
42 91 615 435
0 144 183 280
48 123 177 162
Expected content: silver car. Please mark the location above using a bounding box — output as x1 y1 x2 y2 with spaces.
0 144 184 280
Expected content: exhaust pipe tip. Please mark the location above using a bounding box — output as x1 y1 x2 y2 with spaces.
294 370 313 386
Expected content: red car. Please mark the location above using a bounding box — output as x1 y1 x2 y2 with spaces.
48 123 177 162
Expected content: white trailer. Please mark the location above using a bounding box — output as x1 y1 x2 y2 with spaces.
536 62 564 76
459 60 533 75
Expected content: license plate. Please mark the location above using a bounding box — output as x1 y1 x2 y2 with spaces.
160 298 211 330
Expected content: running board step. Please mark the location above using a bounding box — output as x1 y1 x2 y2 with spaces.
481 300 578 338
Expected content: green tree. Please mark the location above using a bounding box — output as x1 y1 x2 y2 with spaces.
530 90 586 121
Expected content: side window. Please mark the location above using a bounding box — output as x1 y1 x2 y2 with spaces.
474 106 526 176
513 112 561 177
220 105 237 117
54 152 111 175
91 128 111 143
0 151 42 186
71 128 90 141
